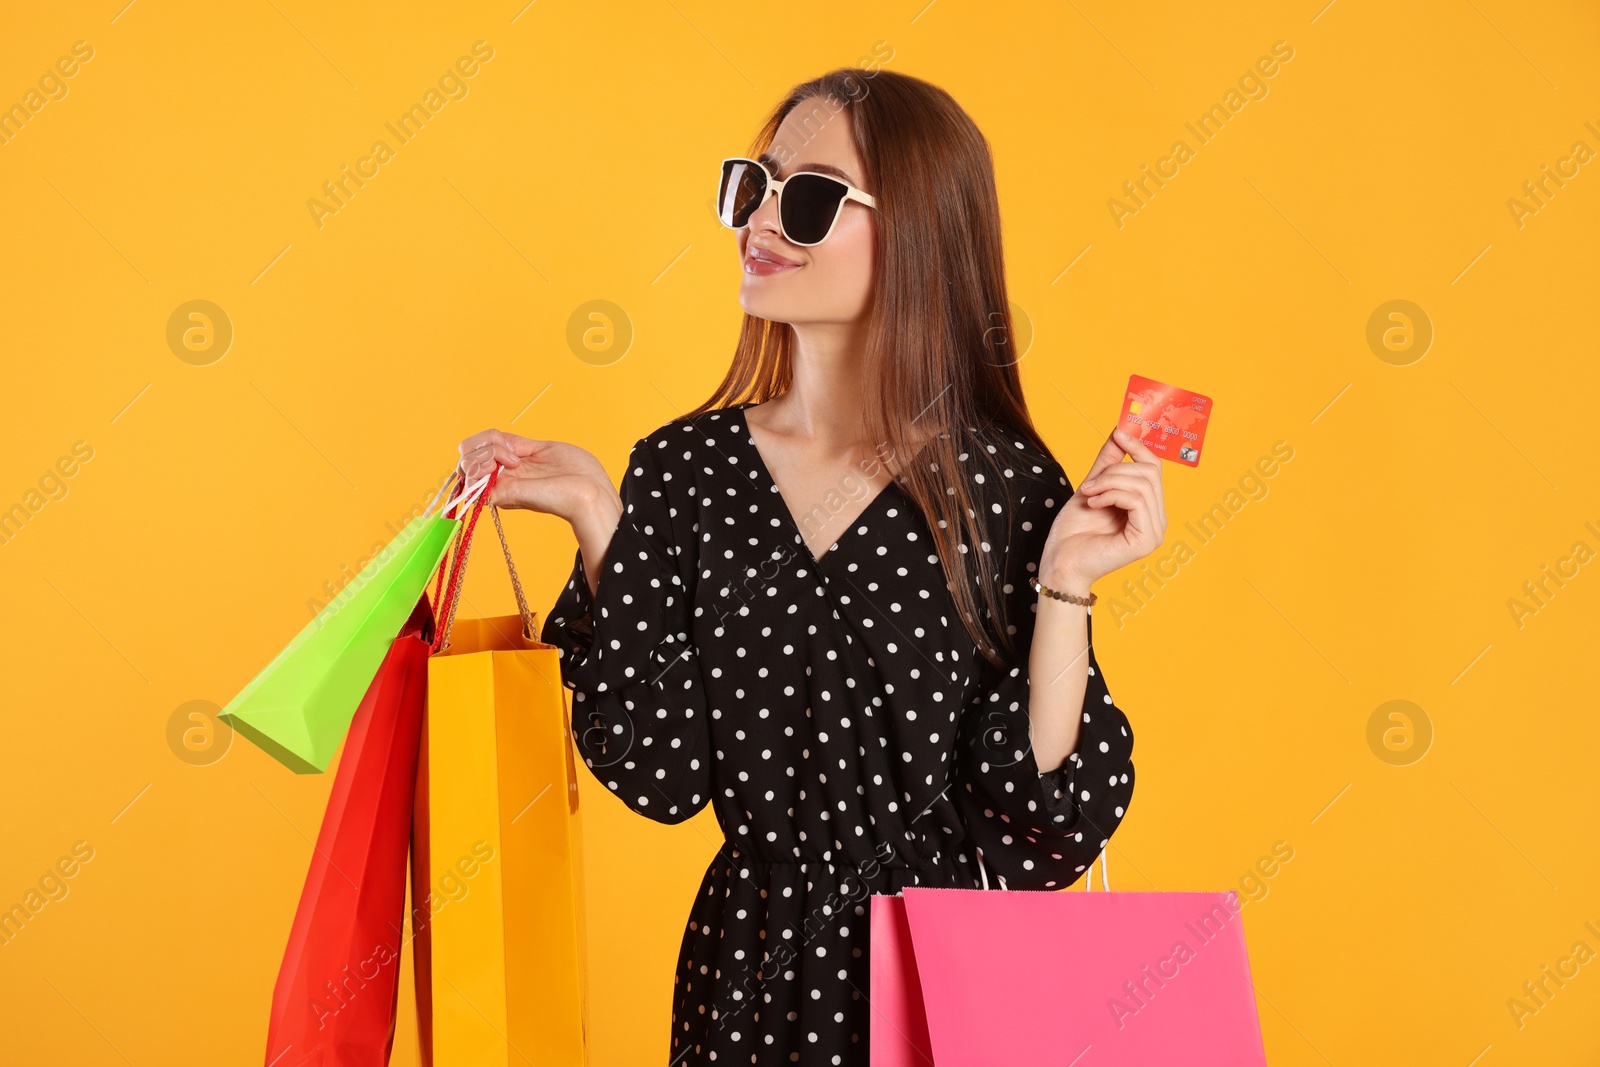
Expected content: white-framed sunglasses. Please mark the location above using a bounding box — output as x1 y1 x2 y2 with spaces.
717 155 879 247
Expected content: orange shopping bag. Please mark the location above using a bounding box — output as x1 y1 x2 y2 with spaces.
409 472 589 1066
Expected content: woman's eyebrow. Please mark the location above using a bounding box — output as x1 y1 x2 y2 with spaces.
759 153 858 185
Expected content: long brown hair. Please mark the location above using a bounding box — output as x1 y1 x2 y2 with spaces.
683 67 1049 668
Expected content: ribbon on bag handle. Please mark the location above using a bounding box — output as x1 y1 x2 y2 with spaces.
430 464 538 654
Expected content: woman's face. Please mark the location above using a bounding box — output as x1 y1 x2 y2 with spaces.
736 99 876 328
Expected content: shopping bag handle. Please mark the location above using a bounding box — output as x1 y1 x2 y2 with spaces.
487 503 537 635
439 469 492 519
421 466 461 519
972 841 1109 891
1084 849 1109 891
430 464 538 653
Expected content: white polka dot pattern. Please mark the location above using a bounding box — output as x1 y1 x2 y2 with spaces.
542 402 1136 1064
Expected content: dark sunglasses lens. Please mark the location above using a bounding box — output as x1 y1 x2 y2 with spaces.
780 173 850 244
718 159 766 227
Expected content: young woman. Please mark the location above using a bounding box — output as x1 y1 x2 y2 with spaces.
456 67 1165 1066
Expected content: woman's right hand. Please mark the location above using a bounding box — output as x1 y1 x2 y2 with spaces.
456 429 613 521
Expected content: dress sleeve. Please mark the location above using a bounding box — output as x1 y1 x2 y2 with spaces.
952 442 1136 891
540 434 712 825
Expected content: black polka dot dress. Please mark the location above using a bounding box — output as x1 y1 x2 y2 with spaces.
541 402 1135 1065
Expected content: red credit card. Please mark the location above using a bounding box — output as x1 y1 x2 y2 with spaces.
1118 374 1213 467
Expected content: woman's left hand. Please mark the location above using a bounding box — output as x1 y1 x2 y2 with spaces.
1039 427 1168 591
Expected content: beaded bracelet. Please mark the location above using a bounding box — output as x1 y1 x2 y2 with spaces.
1029 575 1096 607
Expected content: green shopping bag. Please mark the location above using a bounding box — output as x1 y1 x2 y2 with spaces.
221 506 460 774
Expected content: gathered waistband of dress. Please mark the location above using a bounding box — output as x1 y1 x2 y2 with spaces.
724 844 920 874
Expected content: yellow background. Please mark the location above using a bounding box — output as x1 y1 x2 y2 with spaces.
2 0 1596 1063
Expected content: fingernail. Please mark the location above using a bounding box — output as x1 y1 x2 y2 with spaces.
1082 479 1095 490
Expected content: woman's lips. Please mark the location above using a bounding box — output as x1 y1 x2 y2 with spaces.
744 245 802 276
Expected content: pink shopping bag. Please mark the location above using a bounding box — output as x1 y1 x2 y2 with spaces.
870 882 1267 1065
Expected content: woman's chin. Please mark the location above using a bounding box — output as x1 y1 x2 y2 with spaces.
737 288 797 322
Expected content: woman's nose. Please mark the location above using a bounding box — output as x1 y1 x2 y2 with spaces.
747 186 782 235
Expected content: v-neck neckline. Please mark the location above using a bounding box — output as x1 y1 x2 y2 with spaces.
733 400 929 569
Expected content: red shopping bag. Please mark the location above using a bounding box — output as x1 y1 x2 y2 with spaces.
870 881 1267 1065
263 596 434 1067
